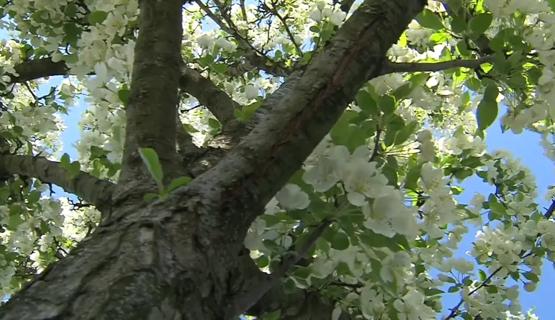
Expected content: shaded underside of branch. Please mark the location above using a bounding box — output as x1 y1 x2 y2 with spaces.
247 284 345 320
11 58 68 83
0 154 115 210
179 64 238 124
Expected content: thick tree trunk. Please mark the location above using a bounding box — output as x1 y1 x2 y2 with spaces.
0 199 259 320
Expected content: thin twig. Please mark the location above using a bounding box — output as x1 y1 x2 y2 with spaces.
263 2 303 57
194 0 287 75
444 267 503 320
369 127 381 162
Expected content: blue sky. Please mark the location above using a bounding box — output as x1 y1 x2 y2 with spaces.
451 120 555 318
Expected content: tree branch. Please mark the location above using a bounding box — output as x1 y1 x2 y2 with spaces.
9 57 238 127
179 64 238 124
178 3 425 313
337 0 356 13
444 266 502 320
380 55 494 75
193 0 289 76
185 0 425 229
0 154 115 210
228 219 332 316
445 198 555 319
118 0 184 190
262 2 303 57
11 58 68 83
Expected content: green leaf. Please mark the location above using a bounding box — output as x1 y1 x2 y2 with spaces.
416 9 444 30
60 153 71 166
450 13 467 33
212 63 228 74
90 146 109 159
68 161 81 179
479 269 487 281
483 83 499 101
198 54 215 68
393 121 417 145
448 285 460 293
355 90 378 116
383 114 405 147
138 147 164 188
547 0 555 12
331 231 350 250
143 193 159 202
167 176 192 192
63 23 81 46
378 95 396 115
330 111 369 152
404 156 422 191
425 288 444 296
234 101 261 122
523 271 539 282
261 310 281 320
208 118 221 134
477 84 499 126
488 194 506 216
60 153 81 179
486 285 498 294
64 3 78 17
87 11 108 25
358 229 409 251
8 205 24 230
118 85 129 105
476 85 499 131
469 13 493 35
183 123 198 134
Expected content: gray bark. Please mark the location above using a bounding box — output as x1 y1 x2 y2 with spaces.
0 154 114 211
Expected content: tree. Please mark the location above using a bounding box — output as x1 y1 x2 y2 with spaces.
0 0 553 318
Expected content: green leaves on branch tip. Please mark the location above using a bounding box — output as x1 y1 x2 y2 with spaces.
234 101 261 122
60 153 81 179
138 147 164 190
138 147 192 201
166 176 192 192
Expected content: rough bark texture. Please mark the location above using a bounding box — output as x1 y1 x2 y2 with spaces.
0 154 114 210
117 0 184 190
11 58 68 82
0 0 425 319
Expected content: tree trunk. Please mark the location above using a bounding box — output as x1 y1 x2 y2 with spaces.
0 199 260 320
